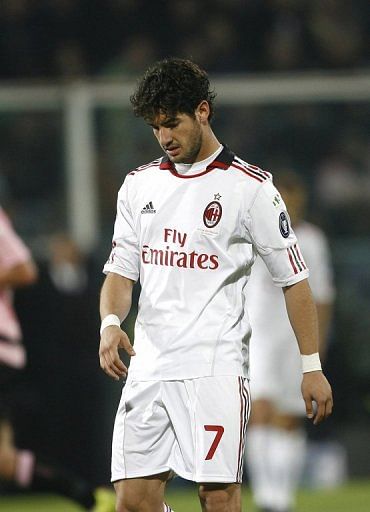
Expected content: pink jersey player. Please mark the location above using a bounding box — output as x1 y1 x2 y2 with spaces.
0 207 36 368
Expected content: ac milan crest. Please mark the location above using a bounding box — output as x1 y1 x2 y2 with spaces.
203 201 222 228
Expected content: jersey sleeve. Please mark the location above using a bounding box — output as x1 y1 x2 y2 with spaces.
244 179 309 287
103 178 140 281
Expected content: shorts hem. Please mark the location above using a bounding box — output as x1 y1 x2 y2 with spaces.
111 466 171 482
173 467 239 484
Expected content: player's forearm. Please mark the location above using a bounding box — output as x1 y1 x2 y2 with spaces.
100 272 134 322
0 261 37 289
283 279 320 356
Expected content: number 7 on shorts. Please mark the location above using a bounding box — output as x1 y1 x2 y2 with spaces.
204 425 224 460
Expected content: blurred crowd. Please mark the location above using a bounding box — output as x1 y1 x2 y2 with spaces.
0 0 369 81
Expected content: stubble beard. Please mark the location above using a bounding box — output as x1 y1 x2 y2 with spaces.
171 127 203 165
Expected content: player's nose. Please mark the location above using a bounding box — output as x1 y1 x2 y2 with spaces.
158 127 172 146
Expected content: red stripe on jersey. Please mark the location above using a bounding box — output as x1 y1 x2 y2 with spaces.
241 382 250 480
237 377 249 483
287 247 298 274
233 159 268 181
207 160 230 171
247 163 270 178
137 159 161 170
290 246 302 272
242 382 250 478
159 161 173 170
290 245 306 272
129 160 161 175
237 378 244 482
294 244 307 270
231 163 265 183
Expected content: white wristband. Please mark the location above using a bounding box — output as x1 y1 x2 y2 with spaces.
301 352 322 373
100 314 121 335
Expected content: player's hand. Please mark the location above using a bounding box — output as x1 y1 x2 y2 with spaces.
99 326 136 380
301 371 333 425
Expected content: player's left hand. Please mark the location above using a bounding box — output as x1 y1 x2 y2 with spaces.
301 371 333 425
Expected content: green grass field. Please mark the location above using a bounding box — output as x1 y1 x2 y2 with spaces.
0 481 369 512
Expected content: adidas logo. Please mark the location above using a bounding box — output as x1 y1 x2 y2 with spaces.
141 201 156 214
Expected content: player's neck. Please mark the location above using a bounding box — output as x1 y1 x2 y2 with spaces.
194 130 221 163
175 144 223 175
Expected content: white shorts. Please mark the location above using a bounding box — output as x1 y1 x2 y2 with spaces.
249 333 305 415
111 376 250 483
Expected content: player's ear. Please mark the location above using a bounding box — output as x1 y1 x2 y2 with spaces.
196 101 210 123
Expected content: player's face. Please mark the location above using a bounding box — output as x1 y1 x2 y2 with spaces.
150 111 203 164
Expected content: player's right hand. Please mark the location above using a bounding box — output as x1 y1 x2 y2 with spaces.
99 326 136 380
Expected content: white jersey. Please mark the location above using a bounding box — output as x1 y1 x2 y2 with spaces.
103 146 309 381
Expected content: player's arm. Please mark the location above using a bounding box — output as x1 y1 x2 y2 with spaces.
99 272 136 380
283 278 333 425
0 260 37 289
0 212 38 288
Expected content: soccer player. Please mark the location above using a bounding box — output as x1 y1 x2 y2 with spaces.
99 58 333 512
0 205 113 511
245 171 335 512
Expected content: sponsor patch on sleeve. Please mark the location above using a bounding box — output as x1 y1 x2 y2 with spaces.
279 211 290 238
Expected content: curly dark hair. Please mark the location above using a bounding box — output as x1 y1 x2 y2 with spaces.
130 58 216 123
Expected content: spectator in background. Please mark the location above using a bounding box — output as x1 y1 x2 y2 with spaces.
53 39 87 79
177 14 239 73
245 171 335 512
100 34 160 78
263 5 308 70
0 209 113 511
0 0 369 79
307 0 366 69
0 0 39 78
